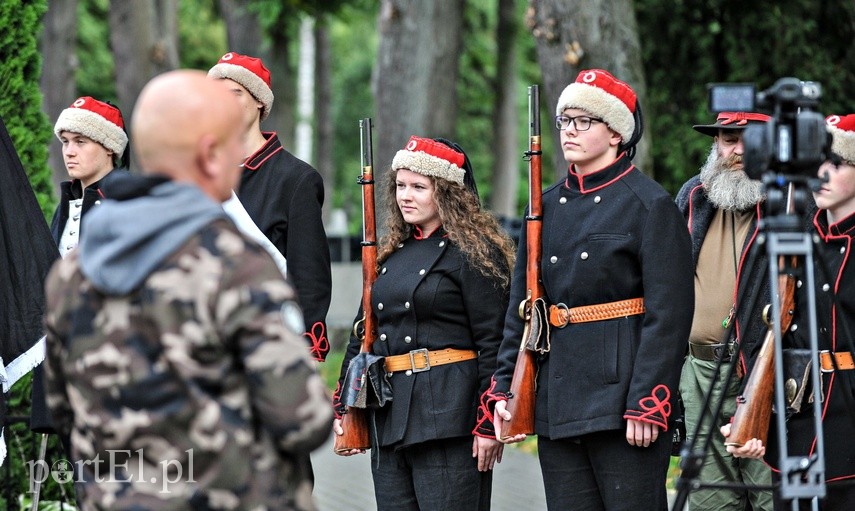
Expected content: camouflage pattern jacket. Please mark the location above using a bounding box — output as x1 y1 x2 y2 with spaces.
43 176 333 511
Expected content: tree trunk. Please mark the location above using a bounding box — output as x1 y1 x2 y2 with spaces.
40 0 78 189
373 0 465 230
295 17 315 164
265 13 296 150
528 0 651 179
217 0 264 55
314 18 334 222
489 0 520 218
109 0 179 169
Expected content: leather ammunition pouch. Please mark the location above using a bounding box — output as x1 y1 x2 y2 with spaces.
524 297 551 354
781 348 819 417
341 352 393 410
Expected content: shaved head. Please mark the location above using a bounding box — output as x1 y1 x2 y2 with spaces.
131 70 245 201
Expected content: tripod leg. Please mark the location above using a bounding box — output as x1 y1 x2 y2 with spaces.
30 433 48 511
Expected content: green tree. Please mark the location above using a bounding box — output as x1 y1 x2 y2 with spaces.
0 1 71 508
0 0 54 217
636 0 855 194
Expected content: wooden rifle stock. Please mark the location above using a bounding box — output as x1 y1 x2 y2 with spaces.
334 118 377 453
502 85 543 441
726 184 798 448
725 271 796 447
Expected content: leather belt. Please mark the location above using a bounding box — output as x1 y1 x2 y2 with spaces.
384 348 477 374
548 297 645 328
689 342 735 362
820 351 855 372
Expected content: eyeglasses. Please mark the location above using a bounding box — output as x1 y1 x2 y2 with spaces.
555 115 604 132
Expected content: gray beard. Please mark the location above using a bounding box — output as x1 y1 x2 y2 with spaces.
698 144 764 211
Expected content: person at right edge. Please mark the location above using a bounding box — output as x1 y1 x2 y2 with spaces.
675 111 775 511
208 52 332 361
724 113 855 510
482 69 694 510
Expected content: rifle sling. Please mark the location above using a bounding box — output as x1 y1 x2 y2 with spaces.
548 298 645 328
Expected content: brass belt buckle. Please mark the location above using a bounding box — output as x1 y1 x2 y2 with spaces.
409 348 431 373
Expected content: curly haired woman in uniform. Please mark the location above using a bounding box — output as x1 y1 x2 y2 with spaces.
333 136 515 510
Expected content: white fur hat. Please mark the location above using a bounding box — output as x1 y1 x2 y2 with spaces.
555 69 637 142
208 52 274 121
54 96 127 157
826 114 855 163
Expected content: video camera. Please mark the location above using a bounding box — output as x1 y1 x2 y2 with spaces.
707 77 831 180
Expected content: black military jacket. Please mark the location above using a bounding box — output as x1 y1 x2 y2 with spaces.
337 229 509 447
50 177 108 247
237 132 332 360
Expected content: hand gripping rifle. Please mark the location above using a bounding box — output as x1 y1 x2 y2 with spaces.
726 184 798 448
334 118 377 453
501 85 547 441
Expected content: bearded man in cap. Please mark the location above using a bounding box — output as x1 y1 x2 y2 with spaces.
724 114 855 510
208 52 332 361
487 69 693 509
675 112 775 511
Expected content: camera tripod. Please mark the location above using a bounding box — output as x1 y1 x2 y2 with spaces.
673 178 828 511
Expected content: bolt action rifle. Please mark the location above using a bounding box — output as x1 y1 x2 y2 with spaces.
726 184 798 448
334 118 376 453
501 85 547 441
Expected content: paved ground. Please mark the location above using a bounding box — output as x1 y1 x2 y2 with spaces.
311 433 546 510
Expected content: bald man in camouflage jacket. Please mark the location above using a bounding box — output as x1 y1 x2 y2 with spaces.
42 70 332 511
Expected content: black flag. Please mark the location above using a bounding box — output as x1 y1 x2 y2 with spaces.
0 113 60 438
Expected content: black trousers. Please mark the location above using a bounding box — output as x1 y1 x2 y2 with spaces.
371 436 492 511
538 429 671 511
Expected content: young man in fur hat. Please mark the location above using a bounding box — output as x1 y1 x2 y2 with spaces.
724 113 855 510
30 96 129 442
487 69 694 509
208 52 332 361
52 96 128 257
675 112 775 511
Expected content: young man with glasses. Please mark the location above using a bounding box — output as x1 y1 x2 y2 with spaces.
486 69 693 509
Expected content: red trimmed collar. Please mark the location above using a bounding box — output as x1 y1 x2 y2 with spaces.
68 177 108 199
815 209 855 239
413 225 446 240
243 132 284 171
564 152 634 194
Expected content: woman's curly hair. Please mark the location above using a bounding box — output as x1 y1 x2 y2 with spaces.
377 168 516 287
